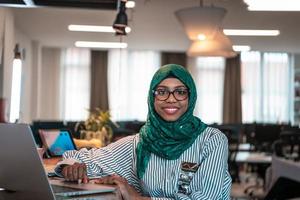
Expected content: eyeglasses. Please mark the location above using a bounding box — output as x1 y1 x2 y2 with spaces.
153 87 189 101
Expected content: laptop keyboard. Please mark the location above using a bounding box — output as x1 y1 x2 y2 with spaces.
51 184 114 198
51 184 81 193
51 184 83 196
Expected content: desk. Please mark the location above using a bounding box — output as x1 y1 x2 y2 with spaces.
43 158 120 200
43 157 61 173
235 152 272 164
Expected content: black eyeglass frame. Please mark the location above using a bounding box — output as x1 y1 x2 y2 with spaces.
152 88 189 101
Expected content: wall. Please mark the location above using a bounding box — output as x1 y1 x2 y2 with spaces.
0 8 5 97
38 47 61 120
0 8 15 122
0 8 50 123
15 28 33 123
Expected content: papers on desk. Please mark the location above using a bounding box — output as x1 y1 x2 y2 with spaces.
235 152 272 163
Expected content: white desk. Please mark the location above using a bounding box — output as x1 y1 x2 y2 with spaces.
235 152 272 164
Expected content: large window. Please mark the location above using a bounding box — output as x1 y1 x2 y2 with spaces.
60 48 91 121
108 49 160 121
189 57 225 124
241 52 292 123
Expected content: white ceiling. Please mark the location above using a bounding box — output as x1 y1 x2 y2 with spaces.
11 0 300 53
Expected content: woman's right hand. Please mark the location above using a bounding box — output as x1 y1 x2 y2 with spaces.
62 162 89 183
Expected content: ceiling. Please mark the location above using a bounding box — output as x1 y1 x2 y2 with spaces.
4 0 300 53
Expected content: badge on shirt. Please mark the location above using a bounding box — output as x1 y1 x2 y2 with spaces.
177 162 200 195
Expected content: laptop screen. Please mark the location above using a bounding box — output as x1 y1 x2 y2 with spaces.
0 123 115 200
0 123 56 200
39 129 77 157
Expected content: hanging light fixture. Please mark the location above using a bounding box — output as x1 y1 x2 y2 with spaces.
187 29 236 57
113 0 128 36
175 0 236 57
175 1 226 40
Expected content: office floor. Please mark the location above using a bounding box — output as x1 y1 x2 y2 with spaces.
230 171 265 200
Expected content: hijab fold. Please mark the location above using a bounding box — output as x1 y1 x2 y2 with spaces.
136 64 207 178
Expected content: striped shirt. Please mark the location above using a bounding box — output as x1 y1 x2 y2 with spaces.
61 127 232 199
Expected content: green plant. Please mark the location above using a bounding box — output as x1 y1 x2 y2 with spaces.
80 108 113 147
84 108 111 132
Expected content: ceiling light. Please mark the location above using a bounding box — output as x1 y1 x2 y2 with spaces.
197 34 206 41
175 5 227 40
114 26 127 36
126 1 135 8
125 27 131 33
224 29 280 36
187 30 236 58
69 25 114 32
68 25 131 33
75 41 128 49
244 0 300 11
14 44 22 59
232 45 251 51
113 0 128 28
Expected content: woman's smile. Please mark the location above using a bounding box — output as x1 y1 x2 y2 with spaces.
162 106 179 115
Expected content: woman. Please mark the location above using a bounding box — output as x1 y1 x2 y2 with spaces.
58 64 232 199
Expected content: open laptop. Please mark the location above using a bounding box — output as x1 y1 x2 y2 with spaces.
0 123 115 200
38 129 77 157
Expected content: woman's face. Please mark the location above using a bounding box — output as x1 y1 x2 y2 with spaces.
154 78 189 121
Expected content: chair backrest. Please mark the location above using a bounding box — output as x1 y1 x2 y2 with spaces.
252 124 282 152
209 124 240 182
273 130 300 161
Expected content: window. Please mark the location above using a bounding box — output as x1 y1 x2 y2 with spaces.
241 51 291 123
189 57 225 124
108 49 160 121
60 48 91 121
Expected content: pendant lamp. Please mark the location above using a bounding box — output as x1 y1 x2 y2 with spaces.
175 5 226 40
187 29 237 58
113 0 128 36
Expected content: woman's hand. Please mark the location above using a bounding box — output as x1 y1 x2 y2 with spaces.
93 174 150 200
62 162 89 183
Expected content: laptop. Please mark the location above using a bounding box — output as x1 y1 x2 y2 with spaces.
0 123 115 200
38 129 77 157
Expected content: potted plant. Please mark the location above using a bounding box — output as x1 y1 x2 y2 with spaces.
80 108 113 147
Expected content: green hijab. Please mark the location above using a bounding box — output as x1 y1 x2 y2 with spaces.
136 64 207 179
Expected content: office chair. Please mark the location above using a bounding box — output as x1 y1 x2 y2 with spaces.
210 124 241 182
273 130 300 161
252 124 282 153
243 123 282 199
264 177 300 200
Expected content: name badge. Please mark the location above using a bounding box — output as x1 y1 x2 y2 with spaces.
177 162 200 194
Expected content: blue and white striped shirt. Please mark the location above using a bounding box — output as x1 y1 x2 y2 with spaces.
62 127 232 199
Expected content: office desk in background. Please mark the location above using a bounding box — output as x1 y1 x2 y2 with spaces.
235 151 272 164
